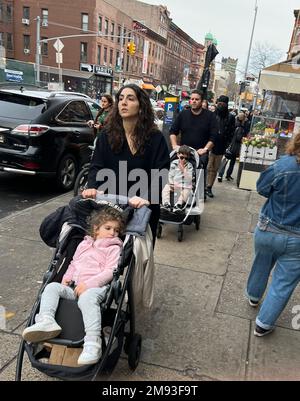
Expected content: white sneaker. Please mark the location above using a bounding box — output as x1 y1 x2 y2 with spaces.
77 336 102 365
22 316 62 343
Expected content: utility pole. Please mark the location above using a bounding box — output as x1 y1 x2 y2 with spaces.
119 24 125 89
35 16 41 85
239 0 258 111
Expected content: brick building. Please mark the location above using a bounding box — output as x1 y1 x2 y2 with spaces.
288 9 300 59
0 0 206 94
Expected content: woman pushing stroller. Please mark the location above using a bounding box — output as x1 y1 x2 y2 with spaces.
22 206 125 366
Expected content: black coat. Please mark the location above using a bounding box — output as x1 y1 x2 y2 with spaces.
212 112 236 155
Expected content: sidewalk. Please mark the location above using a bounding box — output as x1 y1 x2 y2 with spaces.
1 179 300 381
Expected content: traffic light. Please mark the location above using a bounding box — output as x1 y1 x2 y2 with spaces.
127 41 136 55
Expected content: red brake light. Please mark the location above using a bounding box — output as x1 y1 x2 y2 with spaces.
22 161 41 170
12 125 49 136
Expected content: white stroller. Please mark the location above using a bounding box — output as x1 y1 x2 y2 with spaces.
157 147 205 242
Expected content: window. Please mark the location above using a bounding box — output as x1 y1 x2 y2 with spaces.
116 51 120 67
98 16 102 32
6 32 14 50
87 102 101 120
80 42 87 62
103 47 107 63
23 34 30 50
41 37 48 56
123 28 126 45
6 4 12 22
97 45 101 65
117 26 121 44
23 6 30 19
57 101 91 123
82 13 88 31
111 22 114 41
109 48 113 65
0 4 3 22
105 20 108 36
41 9 48 26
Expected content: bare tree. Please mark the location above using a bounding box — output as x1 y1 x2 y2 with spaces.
249 41 285 75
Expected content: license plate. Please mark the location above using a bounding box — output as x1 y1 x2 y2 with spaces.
0 134 4 143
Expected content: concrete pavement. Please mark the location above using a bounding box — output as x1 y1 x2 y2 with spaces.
1 178 300 381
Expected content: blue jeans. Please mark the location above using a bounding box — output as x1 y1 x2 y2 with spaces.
246 227 300 329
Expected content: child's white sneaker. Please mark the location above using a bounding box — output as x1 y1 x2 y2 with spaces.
22 316 62 343
77 336 102 365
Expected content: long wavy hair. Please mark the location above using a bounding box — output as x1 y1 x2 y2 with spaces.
286 132 300 163
105 84 156 154
95 94 114 123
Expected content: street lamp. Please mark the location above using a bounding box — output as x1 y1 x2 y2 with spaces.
239 0 258 111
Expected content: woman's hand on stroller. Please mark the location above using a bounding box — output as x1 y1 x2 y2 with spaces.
82 189 104 199
129 196 150 208
74 282 87 297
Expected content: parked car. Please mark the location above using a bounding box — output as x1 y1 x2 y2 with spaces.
0 88 100 191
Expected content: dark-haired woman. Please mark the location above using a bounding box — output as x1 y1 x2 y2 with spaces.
82 84 170 245
87 94 114 135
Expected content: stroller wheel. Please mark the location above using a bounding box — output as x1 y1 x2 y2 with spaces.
128 334 142 371
177 226 183 242
195 215 201 230
157 223 162 239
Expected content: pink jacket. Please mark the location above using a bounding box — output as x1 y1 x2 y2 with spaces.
62 236 123 289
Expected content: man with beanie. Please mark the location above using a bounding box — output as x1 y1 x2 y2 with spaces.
206 95 235 198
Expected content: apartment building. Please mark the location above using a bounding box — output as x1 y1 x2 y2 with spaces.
288 9 300 59
0 0 206 94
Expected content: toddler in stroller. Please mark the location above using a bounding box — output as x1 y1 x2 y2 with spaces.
161 145 193 213
22 206 125 366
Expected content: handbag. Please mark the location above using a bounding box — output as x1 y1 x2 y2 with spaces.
225 146 234 160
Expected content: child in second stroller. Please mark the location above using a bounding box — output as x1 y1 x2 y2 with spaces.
161 145 193 213
22 206 124 366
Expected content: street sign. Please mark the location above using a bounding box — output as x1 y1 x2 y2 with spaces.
53 38 64 53
80 63 93 73
56 52 63 64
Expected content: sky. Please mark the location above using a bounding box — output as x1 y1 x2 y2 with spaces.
145 0 299 78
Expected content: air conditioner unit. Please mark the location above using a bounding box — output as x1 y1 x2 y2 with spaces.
24 48 30 54
41 21 48 27
22 18 30 25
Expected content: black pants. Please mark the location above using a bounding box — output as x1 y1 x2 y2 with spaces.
218 157 236 178
149 204 160 248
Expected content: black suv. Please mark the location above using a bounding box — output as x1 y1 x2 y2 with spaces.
0 88 100 190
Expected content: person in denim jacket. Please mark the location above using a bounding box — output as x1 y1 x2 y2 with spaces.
246 132 300 337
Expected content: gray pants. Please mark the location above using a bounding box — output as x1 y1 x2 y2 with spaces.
37 282 109 337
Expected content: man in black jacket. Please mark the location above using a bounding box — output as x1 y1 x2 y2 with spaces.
206 95 235 198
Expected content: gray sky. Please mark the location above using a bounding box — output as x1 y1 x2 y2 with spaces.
145 0 299 77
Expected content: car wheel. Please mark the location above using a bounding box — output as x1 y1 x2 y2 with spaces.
56 154 77 191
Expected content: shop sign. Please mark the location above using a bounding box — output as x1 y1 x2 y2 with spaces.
94 65 113 76
5 69 23 82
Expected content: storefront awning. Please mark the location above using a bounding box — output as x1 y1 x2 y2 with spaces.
259 61 300 94
141 83 155 90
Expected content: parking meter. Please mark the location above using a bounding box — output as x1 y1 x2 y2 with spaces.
162 97 179 151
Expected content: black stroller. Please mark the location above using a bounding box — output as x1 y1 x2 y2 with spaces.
15 195 150 381
157 147 205 242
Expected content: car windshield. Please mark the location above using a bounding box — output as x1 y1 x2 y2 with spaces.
0 92 45 121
